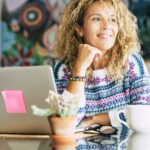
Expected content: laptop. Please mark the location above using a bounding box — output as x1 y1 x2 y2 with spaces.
0 138 51 150
0 65 57 135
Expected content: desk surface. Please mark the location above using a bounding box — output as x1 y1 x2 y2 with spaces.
0 132 116 150
0 126 150 150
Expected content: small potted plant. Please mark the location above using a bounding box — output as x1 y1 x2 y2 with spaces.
31 90 79 136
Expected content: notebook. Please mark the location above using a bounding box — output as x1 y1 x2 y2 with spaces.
0 66 57 134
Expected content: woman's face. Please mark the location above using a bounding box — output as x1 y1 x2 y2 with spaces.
78 1 118 51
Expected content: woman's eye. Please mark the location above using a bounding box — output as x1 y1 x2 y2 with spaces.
92 18 100 21
111 18 117 23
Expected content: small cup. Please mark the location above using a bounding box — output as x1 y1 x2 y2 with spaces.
117 105 150 133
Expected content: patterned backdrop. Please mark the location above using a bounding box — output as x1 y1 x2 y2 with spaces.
0 0 150 67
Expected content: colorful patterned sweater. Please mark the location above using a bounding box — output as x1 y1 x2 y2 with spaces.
52 53 150 126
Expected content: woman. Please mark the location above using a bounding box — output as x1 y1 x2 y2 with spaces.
52 0 150 128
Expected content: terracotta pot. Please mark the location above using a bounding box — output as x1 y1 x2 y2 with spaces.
51 135 76 150
48 116 77 136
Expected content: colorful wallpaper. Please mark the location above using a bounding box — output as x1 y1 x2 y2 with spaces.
0 0 150 67
1 0 68 67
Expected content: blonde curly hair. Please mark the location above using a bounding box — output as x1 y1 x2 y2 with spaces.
55 0 141 82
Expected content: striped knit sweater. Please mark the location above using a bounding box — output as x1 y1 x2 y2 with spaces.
52 53 150 125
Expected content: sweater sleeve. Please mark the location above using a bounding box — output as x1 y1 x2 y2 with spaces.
53 60 86 126
127 53 150 104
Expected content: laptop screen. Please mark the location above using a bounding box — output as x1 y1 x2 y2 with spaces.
0 66 57 134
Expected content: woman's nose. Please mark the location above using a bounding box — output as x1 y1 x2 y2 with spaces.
101 19 111 30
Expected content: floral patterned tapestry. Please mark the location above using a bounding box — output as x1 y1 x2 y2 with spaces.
0 0 68 67
0 0 150 67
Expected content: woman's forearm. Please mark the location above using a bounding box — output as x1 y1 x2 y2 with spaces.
79 113 111 128
92 113 111 126
66 80 85 94
66 66 86 94
66 66 111 126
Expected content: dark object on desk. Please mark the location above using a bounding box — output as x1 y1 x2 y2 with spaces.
84 123 117 135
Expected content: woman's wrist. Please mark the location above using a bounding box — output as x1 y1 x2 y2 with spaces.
72 65 86 76
68 74 87 82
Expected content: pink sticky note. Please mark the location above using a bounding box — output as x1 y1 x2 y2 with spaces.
1 90 27 113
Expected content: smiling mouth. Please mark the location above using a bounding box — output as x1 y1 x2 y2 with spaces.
97 34 111 39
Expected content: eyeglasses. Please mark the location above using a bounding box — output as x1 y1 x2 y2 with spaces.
77 130 118 147
83 123 117 135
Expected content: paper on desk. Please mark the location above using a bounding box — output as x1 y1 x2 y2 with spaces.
1 90 27 113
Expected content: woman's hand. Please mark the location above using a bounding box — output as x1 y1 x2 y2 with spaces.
78 113 111 129
78 116 94 129
73 44 101 76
